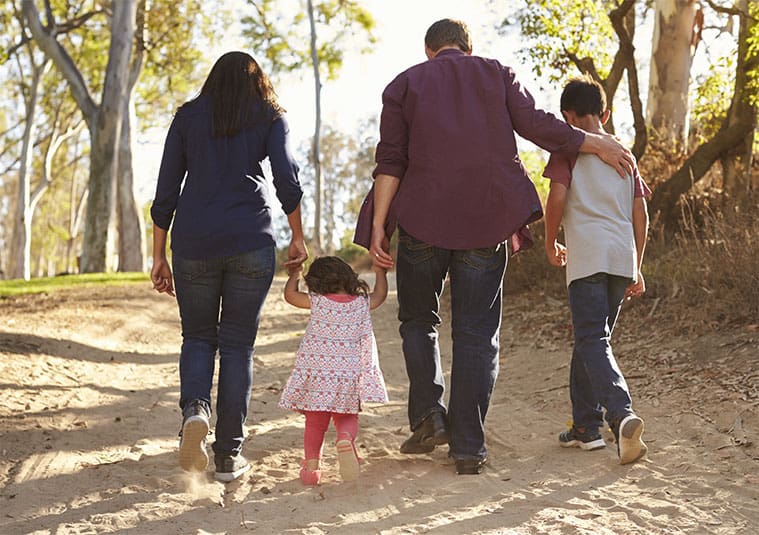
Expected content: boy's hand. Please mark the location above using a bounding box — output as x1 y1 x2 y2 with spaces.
625 272 646 300
545 240 567 267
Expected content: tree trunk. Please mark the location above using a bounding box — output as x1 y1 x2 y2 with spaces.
117 98 146 272
80 1 137 272
650 0 757 223
22 0 137 273
720 0 756 197
307 0 323 253
9 60 44 281
647 0 703 148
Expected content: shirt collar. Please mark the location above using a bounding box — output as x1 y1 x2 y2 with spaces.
433 48 467 59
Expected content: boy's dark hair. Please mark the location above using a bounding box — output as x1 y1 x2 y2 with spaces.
185 51 283 138
425 19 472 53
304 256 369 297
560 75 607 117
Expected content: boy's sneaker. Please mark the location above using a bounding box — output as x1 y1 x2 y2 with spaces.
214 454 251 482
178 400 210 472
615 415 647 465
559 426 606 451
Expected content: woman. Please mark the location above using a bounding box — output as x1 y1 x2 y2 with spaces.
150 51 307 483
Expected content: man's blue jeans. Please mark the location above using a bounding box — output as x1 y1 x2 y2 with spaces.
172 246 275 457
567 272 633 431
396 228 507 461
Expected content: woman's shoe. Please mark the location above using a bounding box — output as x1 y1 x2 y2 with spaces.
300 459 321 486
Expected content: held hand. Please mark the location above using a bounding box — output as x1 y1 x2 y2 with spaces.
596 133 634 178
370 224 393 270
625 273 646 300
545 240 567 267
150 258 175 297
284 238 308 271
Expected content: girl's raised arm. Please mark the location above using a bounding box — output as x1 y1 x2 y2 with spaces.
284 269 311 309
369 267 388 310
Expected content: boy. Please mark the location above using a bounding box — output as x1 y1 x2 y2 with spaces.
543 76 650 465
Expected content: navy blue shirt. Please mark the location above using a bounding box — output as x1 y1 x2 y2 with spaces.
151 95 303 260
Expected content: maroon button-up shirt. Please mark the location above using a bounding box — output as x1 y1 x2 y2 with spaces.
373 48 585 250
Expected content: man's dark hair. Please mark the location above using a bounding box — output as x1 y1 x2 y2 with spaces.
425 19 472 53
560 76 607 117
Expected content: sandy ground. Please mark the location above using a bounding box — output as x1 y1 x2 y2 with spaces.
0 275 757 534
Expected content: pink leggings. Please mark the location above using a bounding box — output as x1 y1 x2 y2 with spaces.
303 411 358 460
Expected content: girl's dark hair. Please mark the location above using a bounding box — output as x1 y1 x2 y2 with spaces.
189 51 283 138
560 75 607 117
304 257 369 297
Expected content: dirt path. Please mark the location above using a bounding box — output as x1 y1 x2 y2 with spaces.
0 278 757 534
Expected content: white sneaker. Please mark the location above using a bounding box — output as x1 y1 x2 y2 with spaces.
618 415 647 465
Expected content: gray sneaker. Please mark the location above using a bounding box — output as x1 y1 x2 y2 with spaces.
214 454 251 482
178 400 210 472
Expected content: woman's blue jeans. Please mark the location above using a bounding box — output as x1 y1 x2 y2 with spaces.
172 246 275 457
396 228 507 461
567 272 633 431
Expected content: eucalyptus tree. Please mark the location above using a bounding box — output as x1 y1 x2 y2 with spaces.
243 0 376 252
507 0 647 157
22 0 137 273
646 0 704 149
650 0 758 220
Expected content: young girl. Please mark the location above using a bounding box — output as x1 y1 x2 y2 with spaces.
279 256 389 485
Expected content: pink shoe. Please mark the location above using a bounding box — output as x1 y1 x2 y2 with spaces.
300 459 321 486
336 438 360 482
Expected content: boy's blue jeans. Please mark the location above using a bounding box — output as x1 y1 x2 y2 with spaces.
172 246 275 457
396 228 507 461
567 272 633 431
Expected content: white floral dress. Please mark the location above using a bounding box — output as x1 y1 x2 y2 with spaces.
279 293 388 414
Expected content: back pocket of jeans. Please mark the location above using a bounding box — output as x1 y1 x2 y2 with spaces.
399 235 434 265
233 248 274 279
173 257 207 281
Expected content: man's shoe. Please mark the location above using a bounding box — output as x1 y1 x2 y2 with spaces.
616 415 647 465
455 457 487 475
178 400 210 472
214 454 251 482
559 426 606 451
400 412 449 454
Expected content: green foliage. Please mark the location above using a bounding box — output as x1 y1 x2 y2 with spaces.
519 149 550 200
690 56 734 143
746 1 759 107
507 0 617 82
242 0 376 81
0 272 148 297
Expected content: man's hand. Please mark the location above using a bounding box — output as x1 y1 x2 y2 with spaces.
370 224 393 270
590 132 634 178
545 240 567 267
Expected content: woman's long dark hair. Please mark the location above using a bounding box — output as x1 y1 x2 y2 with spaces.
193 51 283 138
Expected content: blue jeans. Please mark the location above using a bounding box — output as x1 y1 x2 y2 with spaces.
567 272 633 430
172 246 275 457
396 228 507 460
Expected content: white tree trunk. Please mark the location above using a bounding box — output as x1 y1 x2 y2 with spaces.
647 0 702 148
8 61 44 281
117 97 146 272
307 0 323 253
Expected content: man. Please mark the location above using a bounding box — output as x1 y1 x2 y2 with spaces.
370 19 634 475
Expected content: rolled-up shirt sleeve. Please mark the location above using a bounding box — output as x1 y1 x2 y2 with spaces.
267 115 302 215
503 66 585 155
373 77 409 179
150 115 186 231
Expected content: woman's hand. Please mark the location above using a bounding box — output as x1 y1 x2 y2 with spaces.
284 238 308 271
151 257 175 297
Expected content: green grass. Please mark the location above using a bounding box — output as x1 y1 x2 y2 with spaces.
0 272 150 297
